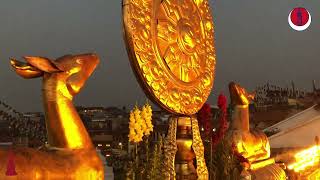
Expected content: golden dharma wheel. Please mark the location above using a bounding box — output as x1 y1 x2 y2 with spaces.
123 0 216 115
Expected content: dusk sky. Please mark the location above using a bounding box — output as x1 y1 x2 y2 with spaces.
0 0 319 112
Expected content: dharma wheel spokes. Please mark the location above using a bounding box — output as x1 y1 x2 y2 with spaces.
123 0 216 115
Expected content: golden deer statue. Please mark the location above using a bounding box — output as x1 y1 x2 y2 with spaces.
0 54 103 179
228 82 286 179
228 82 270 163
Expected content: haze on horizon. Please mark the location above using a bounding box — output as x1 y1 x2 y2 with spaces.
0 0 319 112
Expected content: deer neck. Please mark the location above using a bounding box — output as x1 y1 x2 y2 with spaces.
231 105 250 132
42 75 93 150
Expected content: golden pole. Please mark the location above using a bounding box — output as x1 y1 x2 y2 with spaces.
164 117 178 179
165 116 208 180
175 116 197 179
191 116 209 180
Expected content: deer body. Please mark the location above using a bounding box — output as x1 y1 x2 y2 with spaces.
0 54 103 179
0 147 102 179
228 82 270 163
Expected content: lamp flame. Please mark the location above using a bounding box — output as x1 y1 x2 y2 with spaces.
288 145 320 172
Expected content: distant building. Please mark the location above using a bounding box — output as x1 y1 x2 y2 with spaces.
0 104 177 160
77 106 129 157
0 119 11 143
254 82 307 108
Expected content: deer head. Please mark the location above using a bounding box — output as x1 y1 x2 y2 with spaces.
229 82 255 106
10 53 99 99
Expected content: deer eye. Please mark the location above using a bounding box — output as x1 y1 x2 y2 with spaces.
76 59 83 65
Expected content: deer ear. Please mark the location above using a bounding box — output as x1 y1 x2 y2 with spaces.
248 91 256 100
23 56 61 73
10 59 44 79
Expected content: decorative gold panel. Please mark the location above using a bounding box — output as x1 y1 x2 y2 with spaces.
123 0 216 115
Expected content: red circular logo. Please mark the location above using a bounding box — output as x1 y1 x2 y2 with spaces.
290 7 309 26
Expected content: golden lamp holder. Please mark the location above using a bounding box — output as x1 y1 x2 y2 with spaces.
164 116 208 180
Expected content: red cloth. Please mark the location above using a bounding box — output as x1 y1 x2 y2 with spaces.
6 148 17 176
197 103 212 137
212 93 229 148
218 94 227 110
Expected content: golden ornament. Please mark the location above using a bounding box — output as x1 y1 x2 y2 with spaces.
123 0 216 115
123 0 214 178
6 54 104 179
